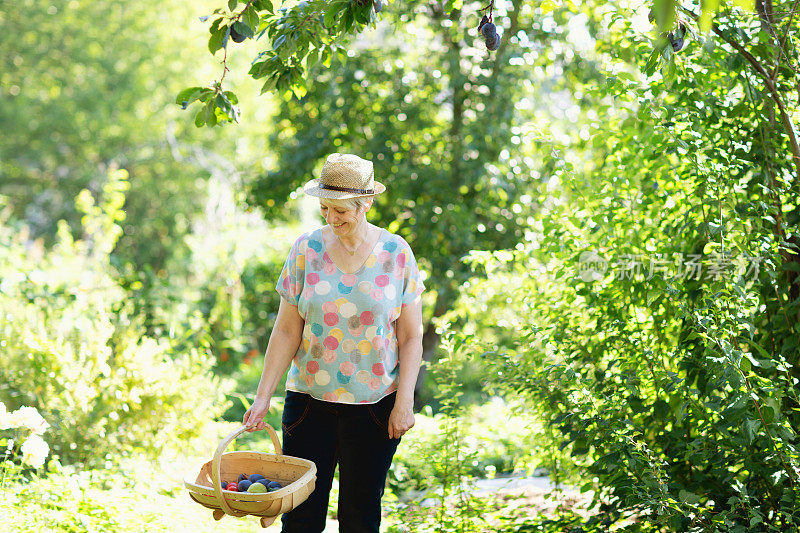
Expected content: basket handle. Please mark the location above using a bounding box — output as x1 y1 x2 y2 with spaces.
211 424 283 517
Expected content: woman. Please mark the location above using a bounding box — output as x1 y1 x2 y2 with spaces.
242 153 425 533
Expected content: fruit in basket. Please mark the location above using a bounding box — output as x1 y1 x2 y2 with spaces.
226 482 239 491
267 481 282 491
247 482 268 493
221 481 227 490
238 473 248 482
248 473 266 483
238 479 253 492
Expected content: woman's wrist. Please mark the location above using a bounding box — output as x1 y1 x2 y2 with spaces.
395 391 414 408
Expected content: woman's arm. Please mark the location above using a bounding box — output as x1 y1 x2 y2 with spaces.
243 297 305 431
388 295 424 439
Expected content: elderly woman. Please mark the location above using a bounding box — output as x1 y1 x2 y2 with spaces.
242 153 425 533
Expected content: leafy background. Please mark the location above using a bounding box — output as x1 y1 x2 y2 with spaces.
2 0 799 531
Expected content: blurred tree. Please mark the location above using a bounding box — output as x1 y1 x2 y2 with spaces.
0 0 272 275
0 0 288 351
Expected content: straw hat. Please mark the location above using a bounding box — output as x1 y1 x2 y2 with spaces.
303 153 386 199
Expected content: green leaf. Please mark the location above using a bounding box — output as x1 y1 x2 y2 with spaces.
324 1 344 28
679 489 702 504
277 36 296 62
653 399 670 419
745 338 771 359
215 93 231 113
222 26 231 49
742 418 760 444
652 0 676 30
304 48 320 71
355 3 370 23
223 91 239 105
207 104 218 126
260 74 277 95
175 87 205 105
761 404 775 424
646 289 662 306
291 84 307 99
233 21 254 38
273 34 287 51
228 0 237 10
782 262 800 271
243 5 260 32
346 10 355 32
274 72 288 93
253 0 274 11
194 107 207 127
208 26 226 54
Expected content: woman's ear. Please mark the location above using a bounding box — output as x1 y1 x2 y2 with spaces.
358 200 369 215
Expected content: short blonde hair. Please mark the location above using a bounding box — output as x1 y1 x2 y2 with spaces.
320 196 372 212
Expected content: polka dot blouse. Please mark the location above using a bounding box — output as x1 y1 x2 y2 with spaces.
276 226 425 404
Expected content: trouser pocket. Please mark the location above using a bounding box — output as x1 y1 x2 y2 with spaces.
366 392 397 433
281 391 312 437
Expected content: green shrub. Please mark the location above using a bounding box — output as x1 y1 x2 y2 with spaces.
389 395 544 496
0 432 260 533
0 169 228 466
438 2 800 526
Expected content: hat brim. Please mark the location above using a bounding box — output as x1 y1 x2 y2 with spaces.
302 178 386 199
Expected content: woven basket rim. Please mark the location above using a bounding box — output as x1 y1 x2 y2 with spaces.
183 450 316 503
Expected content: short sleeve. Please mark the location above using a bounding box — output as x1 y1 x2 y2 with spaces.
399 242 425 307
276 235 306 307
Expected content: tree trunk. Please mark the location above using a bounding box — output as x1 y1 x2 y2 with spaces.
413 319 442 409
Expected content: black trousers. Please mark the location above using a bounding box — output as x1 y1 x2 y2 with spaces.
280 390 401 533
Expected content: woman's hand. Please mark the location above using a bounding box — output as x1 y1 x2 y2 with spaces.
243 396 271 432
387 399 415 439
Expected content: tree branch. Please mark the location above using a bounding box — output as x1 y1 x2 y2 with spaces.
680 7 800 187
771 0 800 80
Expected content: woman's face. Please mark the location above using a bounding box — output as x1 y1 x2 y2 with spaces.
319 200 367 236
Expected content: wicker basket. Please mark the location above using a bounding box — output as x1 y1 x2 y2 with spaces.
183 424 317 528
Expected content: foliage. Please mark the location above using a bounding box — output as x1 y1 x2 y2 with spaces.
0 169 229 466
495 510 608 533
445 0 800 529
185 0 730 125
0 437 262 533
0 0 278 302
1 0 283 394
385 330 496 532
388 395 544 496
